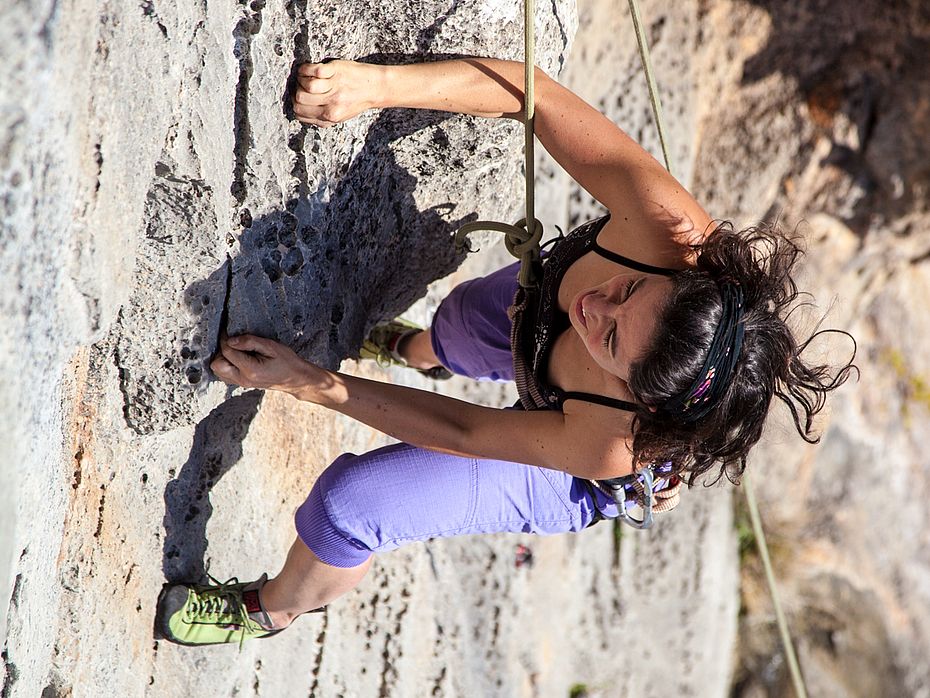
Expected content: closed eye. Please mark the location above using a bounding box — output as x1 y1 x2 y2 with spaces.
607 278 644 357
602 321 617 359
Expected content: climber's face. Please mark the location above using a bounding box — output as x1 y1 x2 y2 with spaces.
569 272 673 382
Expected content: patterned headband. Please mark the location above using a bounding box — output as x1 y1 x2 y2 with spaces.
661 281 746 423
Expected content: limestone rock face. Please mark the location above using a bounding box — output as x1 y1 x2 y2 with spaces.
689 2 930 695
3 0 929 696
100 1 574 435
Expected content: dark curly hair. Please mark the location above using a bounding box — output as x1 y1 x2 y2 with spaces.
627 222 857 486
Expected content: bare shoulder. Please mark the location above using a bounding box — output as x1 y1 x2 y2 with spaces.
599 169 715 271
560 400 638 480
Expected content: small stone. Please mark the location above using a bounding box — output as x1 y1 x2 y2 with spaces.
279 226 297 248
281 247 304 275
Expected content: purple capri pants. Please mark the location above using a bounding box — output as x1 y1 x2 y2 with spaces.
295 261 619 567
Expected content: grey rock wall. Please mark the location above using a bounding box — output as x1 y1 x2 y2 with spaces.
108 0 574 435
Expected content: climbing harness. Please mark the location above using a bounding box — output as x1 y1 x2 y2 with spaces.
601 466 657 529
595 462 684 529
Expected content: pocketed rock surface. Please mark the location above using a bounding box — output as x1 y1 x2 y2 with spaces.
2 0 928 696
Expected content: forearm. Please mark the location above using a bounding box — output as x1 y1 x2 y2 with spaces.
292 367 594 470
294 368 491 458
378 58 547 120
291 370 632 479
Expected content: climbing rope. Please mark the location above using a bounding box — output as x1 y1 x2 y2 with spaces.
744 472 809 698
626 2 808 695
626 0 672 172
454 0 543 288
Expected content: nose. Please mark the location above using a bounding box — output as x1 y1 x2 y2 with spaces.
605 275 631 301
584 276 630 319
585 291 618 320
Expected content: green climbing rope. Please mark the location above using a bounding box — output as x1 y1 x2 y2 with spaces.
629 0 674 172
626 0 672 172
454 0 543 289
626 2 808 695
744 472 809 698
523 0 537 239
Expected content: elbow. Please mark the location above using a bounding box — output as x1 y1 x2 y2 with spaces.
533 65 553 83
505 67 554 121
532 67 554 108
447 420 477 457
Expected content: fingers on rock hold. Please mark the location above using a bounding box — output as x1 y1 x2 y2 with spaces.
297 77 332 95
294 89 326 106
299 62 335 79
293 106 338 128
230 334 277 357
299 118 335 128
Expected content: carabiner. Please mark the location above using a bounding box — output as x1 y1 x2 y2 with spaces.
616 467 655 529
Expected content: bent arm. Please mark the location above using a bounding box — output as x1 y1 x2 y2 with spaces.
381 60 679 213
295 58 712 265
390 59 713 266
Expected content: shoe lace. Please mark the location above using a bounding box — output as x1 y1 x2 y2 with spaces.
364 323 413 369
187 575 265 650
374 349 395 369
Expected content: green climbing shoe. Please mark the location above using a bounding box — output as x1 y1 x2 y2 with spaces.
359 318 452 380
156 574 280 647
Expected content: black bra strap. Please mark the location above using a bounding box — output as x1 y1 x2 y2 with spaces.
591 242 676 277
561 391 638 412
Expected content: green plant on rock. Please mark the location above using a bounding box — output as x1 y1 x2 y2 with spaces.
884 348 930 420
569 683 590 698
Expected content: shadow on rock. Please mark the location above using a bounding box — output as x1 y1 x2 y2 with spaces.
161 391 262 582
182 85 481 386
161 42 516 578
223 108 476 369
741 0 930 227
163 93 477 584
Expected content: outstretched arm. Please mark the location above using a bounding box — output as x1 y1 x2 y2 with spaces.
292 58 712 266
211 334 635 480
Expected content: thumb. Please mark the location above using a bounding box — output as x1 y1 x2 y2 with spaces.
211 355 242 383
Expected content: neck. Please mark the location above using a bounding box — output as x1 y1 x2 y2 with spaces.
549 329 635 402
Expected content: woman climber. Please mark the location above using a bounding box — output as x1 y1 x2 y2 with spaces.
156 58 854 645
